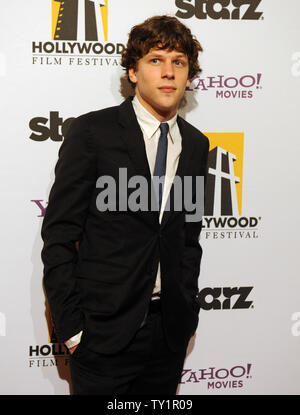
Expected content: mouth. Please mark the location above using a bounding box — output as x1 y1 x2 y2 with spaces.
159 86 177 93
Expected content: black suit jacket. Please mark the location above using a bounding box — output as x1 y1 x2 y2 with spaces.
41 96 209 354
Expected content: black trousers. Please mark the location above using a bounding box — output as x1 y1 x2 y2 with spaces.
69 300 190 395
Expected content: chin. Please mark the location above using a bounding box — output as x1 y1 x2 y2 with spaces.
157 101 177 114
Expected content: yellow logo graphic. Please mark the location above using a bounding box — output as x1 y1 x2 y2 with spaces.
52 0 108 41
205 133 244 216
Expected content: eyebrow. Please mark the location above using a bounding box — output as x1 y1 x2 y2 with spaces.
148 51 187 59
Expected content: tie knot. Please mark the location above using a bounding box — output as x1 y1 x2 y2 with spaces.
159 122 169 137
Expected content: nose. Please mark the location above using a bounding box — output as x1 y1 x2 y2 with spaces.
162 59 175 79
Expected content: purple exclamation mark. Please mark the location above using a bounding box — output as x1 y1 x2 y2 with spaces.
256 73 262 89
246 363 252 378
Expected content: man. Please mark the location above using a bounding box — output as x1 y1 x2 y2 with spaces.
41 15 209 395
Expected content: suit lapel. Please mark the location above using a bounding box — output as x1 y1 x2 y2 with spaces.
117 97 152 181
117 97 159 224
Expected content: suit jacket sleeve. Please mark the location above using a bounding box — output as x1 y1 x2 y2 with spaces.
41 115 96 342
180 135 209 299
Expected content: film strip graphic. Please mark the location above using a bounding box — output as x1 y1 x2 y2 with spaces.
205 146 241 217
204 133 244 217
53 0 107 41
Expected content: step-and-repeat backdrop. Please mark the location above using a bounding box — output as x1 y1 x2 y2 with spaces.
0 0 299 395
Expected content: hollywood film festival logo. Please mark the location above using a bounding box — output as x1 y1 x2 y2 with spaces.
202 132 262 240
28 323 70 368
32 0 125 67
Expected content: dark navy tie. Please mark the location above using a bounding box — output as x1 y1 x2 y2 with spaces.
153 123 169 211
139 123 169 330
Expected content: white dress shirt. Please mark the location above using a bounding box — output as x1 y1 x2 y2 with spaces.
65 95 182 348
132 95 182 297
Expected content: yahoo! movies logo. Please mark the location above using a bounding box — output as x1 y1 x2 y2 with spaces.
32 1 125 67
181 363 253 390
203 133 262 239
187 73 263 99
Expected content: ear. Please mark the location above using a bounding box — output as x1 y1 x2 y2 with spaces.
186 78 191 88
128 67 137 84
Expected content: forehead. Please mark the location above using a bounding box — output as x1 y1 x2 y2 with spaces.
144 47 188 58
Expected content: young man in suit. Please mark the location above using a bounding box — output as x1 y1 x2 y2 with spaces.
41 15 209 395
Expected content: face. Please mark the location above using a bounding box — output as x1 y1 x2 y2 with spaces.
128 47 191 121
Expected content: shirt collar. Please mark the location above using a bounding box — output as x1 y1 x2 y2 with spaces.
132 95 177 143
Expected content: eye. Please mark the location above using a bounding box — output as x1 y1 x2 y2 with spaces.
174 60 183 66
151 58 160 64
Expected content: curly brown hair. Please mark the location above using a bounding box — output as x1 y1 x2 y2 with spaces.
121 15 203 87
